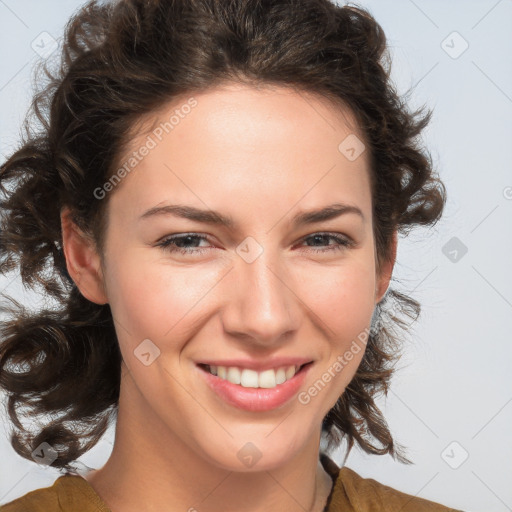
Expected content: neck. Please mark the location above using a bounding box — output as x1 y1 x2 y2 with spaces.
85 369 334 512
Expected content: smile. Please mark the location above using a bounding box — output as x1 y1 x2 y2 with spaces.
201 363 307 389
197 362 314 412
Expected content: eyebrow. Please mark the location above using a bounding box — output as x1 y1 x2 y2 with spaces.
139 202 364 228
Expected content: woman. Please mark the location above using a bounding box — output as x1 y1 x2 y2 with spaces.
0 0 462 510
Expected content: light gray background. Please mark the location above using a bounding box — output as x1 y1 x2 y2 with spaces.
0 1 511 511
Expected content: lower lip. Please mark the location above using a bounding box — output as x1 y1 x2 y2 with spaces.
198 364 313 412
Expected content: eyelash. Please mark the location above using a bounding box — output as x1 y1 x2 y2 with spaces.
156 232 354 256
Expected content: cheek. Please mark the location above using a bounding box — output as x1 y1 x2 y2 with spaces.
102 249 229 357
300 256 377 337
298 258 376 406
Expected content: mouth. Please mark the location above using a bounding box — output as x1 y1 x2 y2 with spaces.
197 362 313 389
197 360 314 412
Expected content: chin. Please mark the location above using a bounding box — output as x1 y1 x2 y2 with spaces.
190 425 312 473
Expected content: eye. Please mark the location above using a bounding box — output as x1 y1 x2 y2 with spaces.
156 232 354 256
298 232 354 253
156 234 212 256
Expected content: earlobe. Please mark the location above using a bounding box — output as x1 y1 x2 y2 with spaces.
60 207 108 305
375 230 397 303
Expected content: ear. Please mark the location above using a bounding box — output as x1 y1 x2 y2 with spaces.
375 230 397 303
60 207 108 305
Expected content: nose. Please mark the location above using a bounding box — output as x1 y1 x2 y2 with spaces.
220 247 302 348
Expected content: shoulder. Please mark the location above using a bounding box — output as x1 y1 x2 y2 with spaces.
328 465 465 512
1 478 62 512
0 474 110 512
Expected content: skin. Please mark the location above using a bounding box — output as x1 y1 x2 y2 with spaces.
61 82 396 512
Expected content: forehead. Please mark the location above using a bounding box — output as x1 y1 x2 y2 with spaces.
123 82 366 163
134 82 362 131
108 83 372 223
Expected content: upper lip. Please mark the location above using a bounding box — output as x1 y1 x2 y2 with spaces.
197 357 314 372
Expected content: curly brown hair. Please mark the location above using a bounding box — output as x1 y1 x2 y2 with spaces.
0 0 445 471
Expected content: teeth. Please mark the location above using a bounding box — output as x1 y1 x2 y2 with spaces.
227 367 241 385
241 368 259 388
275 368 286 385
285 366 296 379
207 364 301 388
258 369 276 388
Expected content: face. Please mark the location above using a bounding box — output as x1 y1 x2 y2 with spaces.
65 83 394 472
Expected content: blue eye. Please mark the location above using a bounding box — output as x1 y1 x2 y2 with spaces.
157 234 211 255
156 232 353 255
301 233 353 253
